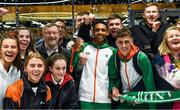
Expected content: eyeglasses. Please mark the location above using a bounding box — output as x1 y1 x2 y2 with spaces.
57 25 65 30
145 11 158 14
45 31 59 35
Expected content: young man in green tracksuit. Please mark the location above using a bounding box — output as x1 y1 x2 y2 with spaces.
75 21 116 109
108 28 156 109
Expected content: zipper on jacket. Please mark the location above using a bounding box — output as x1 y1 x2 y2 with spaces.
69 48 75 73
93 49 99 102
124 60 131 91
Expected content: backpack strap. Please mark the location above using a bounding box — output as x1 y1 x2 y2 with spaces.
115 52 120 73
164 55 171 63
114 53 122 93
114 51 144 93
115 51 142 76
132 51 142 76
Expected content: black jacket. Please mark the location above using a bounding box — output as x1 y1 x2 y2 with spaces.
36 41 70 60
130 21 170 61
36 38 71 49
78 23 92 43
106 34 117 48
3 75 52 109
45 73 79 109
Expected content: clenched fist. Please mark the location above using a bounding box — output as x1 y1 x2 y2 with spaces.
0 8 9 16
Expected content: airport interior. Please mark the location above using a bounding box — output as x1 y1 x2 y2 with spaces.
0 1 180 109
0 0 180 39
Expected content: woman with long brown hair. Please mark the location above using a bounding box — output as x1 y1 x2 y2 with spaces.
0 36 21 108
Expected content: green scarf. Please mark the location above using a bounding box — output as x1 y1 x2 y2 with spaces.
119 91 180 104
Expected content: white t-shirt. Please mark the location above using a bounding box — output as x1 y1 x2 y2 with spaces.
0 60 20 108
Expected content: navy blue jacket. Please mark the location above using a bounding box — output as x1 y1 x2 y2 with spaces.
45 73 79 109
152 53 175 109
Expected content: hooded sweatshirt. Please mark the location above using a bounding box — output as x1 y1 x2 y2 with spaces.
108 44 155 94
108 44 156 109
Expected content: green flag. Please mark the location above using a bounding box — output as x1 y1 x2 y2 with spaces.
119 91 180 104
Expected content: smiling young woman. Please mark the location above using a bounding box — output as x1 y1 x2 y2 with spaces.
0 36 21 109
15 26 36 75
45 53 79 109
3 53 52 109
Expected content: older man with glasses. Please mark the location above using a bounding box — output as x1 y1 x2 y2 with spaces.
36 23 70 59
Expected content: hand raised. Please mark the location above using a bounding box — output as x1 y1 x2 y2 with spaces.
79 52 87 65
152 21 161 32
0 8 9 16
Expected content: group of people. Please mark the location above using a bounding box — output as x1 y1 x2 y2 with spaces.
0 2 180 109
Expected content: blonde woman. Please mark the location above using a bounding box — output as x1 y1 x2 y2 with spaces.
152 26 180 109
